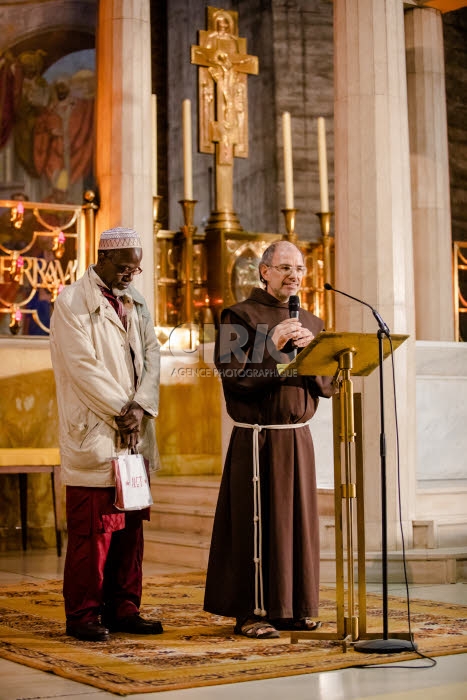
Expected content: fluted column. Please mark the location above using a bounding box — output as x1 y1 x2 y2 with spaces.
334 0 416 551
405 7 454 341
95 0 154 316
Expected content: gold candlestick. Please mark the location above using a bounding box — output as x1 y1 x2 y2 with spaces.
316 211 332 237
152 195 163 234
82 190 98 271
281 208 298 242
179 200 198 334
316 211 334 330
152 196 163 324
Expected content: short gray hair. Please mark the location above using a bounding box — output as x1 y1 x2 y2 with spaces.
258 241 304 285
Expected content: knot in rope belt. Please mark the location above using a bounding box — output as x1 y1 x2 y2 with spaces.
232 418 312 617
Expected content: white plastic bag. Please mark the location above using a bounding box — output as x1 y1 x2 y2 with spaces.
112 452 153 511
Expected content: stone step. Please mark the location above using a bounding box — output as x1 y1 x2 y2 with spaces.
145 477 466 583
152 475 220 507
412 517 467 549
143 534 467 584
149 502 215 536
146 478 336 572
144 530 210 570
320 546 467 584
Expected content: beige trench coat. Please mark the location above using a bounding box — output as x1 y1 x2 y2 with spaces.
50 266 160 487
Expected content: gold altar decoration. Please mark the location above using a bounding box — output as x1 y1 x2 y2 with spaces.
154 226 210 337
453 240 467 342
154 220 334 332
281 208 298 243
191 5 258 232
0 194 97 335
154 6 334 338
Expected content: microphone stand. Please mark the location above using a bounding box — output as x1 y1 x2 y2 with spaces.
325 284 414 653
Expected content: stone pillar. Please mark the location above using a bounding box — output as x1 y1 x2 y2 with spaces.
334 0 416 552
405 7 454 341
95 0 154 317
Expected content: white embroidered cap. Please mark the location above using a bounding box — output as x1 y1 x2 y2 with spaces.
97 227 142 250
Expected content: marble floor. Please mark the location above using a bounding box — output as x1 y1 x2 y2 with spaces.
0 549 466 700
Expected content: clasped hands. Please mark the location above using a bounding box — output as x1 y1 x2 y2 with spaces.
115 400 144 449
271 317 314 352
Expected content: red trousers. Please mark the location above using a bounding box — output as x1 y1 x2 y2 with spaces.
63 486 150 624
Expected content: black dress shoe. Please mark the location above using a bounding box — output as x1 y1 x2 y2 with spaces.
66 621 110 642
107 613 163 634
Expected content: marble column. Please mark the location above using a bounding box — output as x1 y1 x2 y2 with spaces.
405 7 454 341
95 0 154 317
334 0 416 551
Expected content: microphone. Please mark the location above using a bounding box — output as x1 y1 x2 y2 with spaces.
288 295 300 319
286 295 300 357
324 283 390 336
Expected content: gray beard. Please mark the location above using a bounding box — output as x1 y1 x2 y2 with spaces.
112 287 126 298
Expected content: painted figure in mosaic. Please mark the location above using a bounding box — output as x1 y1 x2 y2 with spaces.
50 227 162 642
204 241 336 639
33 76 94 201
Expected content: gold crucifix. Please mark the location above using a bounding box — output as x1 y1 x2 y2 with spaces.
191 6 258 231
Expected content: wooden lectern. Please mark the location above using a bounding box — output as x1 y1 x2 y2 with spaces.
278 331 411 651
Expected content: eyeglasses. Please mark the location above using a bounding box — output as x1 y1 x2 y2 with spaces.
104 254 143 276
267 264 307 276
113 264 143 277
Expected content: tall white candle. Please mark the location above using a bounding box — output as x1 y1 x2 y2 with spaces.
151 94 158 197
317 117 329 212
182 99 193 201
282 112 294 209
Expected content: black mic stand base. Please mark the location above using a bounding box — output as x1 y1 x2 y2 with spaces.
354 637 417 654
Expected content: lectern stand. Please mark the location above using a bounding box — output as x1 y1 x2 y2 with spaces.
278 331 413 652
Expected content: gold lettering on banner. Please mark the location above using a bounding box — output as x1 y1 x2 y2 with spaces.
0 256 78 287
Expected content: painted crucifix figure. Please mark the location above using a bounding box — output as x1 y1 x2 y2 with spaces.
191 6 258 230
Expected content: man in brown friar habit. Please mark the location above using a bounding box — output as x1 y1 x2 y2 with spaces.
204 240 337 639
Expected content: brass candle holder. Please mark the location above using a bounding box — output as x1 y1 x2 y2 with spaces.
281 208 298 243
152 195 163 235
52 231 66 259
316 211 332 237
10 202 24 229
179 199 198 333
82 190 98 272
152 195 163 324
9 252 24 282
316 211 334 330
9 306 22 335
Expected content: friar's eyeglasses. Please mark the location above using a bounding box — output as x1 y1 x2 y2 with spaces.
267 264 306 275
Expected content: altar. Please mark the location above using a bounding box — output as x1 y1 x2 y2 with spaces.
0 3 465 585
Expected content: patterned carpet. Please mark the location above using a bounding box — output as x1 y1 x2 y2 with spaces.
0 571 466 695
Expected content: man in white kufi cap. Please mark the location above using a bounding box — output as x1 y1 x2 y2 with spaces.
50 226 162 641
97 226 143 250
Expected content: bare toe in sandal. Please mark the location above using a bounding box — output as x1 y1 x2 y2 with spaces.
271 618 321 631
234 618 280 639
294 618 321 631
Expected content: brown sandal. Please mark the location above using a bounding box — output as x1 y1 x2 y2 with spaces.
234 617 280 639
271 618 321 631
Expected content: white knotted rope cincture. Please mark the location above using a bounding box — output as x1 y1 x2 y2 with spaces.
232 419 313 617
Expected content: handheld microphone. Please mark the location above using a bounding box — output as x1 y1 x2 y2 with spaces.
286 295 300 357
288 295 300 319
324 283 390 336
